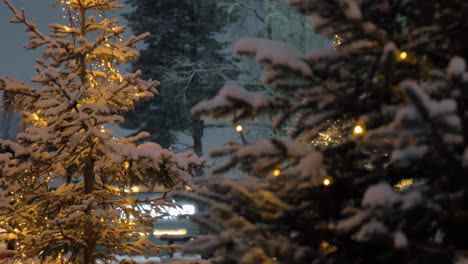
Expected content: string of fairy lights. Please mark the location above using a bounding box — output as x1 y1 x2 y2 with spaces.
231 44 413 189
4 1 152 263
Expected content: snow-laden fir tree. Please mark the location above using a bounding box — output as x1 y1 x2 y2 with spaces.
184 0 468 264
0 0 207 263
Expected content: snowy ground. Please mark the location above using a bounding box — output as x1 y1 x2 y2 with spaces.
114 253 203 264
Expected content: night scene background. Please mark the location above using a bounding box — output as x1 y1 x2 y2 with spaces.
0 1 467 264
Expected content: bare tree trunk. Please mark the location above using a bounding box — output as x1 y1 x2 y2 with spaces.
0 110 20 139
78 4 96 263
191 118 204 176
192 118 203 156
83 148 95 194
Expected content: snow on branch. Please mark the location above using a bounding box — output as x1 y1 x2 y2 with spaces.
234 38 312 77
191 84 288 122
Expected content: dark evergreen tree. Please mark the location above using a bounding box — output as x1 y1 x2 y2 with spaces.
183 1 468 264
122 0 236 155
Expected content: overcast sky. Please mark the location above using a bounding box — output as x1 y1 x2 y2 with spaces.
0 0 132 82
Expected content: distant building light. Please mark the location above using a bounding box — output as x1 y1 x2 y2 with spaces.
153 229 187 237
126 203 196 219
166 204 196 217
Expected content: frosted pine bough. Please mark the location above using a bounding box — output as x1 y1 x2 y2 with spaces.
186 0 468 264
0 0 206 263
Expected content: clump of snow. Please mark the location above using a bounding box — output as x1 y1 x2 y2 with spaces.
336 210 370 231
362 22 377 33
339 0 362 20
455 258 468 264
191 84 279 120
311 15 326 31
400 190 423 210
234 38 312 76
382 42 397 61
235 138 308 159
354 218 388 241
448 56 466 77
394 231 408 248
362 183 399 207
288 151 327 183
428 99 457 116
391 146 429 163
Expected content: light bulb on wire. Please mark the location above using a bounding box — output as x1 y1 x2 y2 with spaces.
323 178 332 186
399 51 408 60
353 125 364 135
273 169 281 177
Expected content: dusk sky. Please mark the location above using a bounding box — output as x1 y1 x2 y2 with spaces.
0 0 131 83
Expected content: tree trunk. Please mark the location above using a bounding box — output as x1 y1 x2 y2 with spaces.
192 118 203 157
191 118 204 176
83 144 96 264
78 5 96 263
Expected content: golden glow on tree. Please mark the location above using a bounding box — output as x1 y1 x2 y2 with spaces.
320 241 338 255
236 124 243 132
32 113 40 121
332 34 343 50
394 178 414 191
123 161 130 170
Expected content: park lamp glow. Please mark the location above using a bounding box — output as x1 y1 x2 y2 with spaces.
235 124 243 133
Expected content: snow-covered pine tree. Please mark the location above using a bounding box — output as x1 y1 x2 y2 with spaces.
0 0 206 263
185 0 468 264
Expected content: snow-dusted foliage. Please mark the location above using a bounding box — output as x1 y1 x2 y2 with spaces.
185 0 468 264
0 0 207 263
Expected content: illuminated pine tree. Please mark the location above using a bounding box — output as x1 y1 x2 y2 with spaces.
0 0 206 263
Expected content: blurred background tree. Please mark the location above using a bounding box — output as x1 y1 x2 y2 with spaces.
122 0 237 158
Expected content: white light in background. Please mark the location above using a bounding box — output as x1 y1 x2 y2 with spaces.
166 204 196 217
153 229 187 236
136 204 196 219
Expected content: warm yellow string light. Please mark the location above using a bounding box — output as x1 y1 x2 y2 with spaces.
123 161 130 170
399 51 408 60
273 169 281 177
323 177 332 186
353 125 364 135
